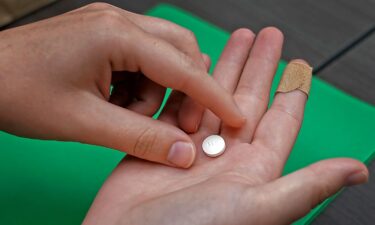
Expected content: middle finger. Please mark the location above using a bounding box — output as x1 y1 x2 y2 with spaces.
199 28 255 135
221 27 284 145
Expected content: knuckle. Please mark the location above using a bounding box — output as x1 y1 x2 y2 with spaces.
181 29 198 44
97 9 123 25
234 90 268 106
175 69 194 91
172 26 203 67
86 3 124 29
86 2 114 11
86 5 132 43
308 168 332 206
271 103 302 125
172 53 200 90
133 127 158 157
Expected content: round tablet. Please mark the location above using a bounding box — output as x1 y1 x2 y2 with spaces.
202 135 226 157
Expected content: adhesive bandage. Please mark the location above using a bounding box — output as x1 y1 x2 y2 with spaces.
276 62 313 96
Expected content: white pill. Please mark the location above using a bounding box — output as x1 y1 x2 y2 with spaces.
202 135 226 157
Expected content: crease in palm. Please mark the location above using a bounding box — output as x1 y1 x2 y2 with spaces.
84 28 367 225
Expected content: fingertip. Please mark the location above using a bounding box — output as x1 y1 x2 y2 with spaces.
201 53 211 72
259 26 284 41
346 170 369 186
309 158 364 172
255 27 284 51
309 158 369 186
167 141 196 168
224 111 247 128
232 115 247 128
163 122 197 168
185 143 196 168
340 158 369 186
177 96 204 133
178 111 201 133
231 28 256 42
201 53 211 65
222 96 247 128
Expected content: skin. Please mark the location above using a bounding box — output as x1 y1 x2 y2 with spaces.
0 3 245 168
0 3 368 224
83 28 368 224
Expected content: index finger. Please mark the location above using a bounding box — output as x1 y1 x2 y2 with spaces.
126 30 245 127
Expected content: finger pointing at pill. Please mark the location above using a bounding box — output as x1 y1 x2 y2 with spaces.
0 4 246 169
119 29 245 128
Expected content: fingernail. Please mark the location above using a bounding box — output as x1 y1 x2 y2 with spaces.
167 142 195 168
346 171 369 186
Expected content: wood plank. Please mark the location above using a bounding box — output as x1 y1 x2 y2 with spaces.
158 0 375 67
0 0 156 29
4 0 375 68
0 0 57 27
313 159 375 225
314 36 375 224
0 3 13 27
318 36 375 105
2 1 375 224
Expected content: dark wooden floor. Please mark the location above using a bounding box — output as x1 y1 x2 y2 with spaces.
2 0 375 224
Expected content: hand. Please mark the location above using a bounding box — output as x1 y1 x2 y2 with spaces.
83 28 368 225
0 3 245 168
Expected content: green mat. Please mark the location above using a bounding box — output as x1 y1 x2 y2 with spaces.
1 4 375 225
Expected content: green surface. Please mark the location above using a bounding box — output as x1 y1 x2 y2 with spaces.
1 3 375 225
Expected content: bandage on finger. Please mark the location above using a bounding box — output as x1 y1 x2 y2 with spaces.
276 61 313 96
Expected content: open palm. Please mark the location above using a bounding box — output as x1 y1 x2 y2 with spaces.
83 28 367 225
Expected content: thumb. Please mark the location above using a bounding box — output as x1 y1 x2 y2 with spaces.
259 158 368 224
73 97 196 168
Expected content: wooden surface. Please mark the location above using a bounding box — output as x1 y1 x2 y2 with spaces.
0 0 56 26
320 36 375 105
316 160 375 224
2 0 375 224
313 35 375 224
